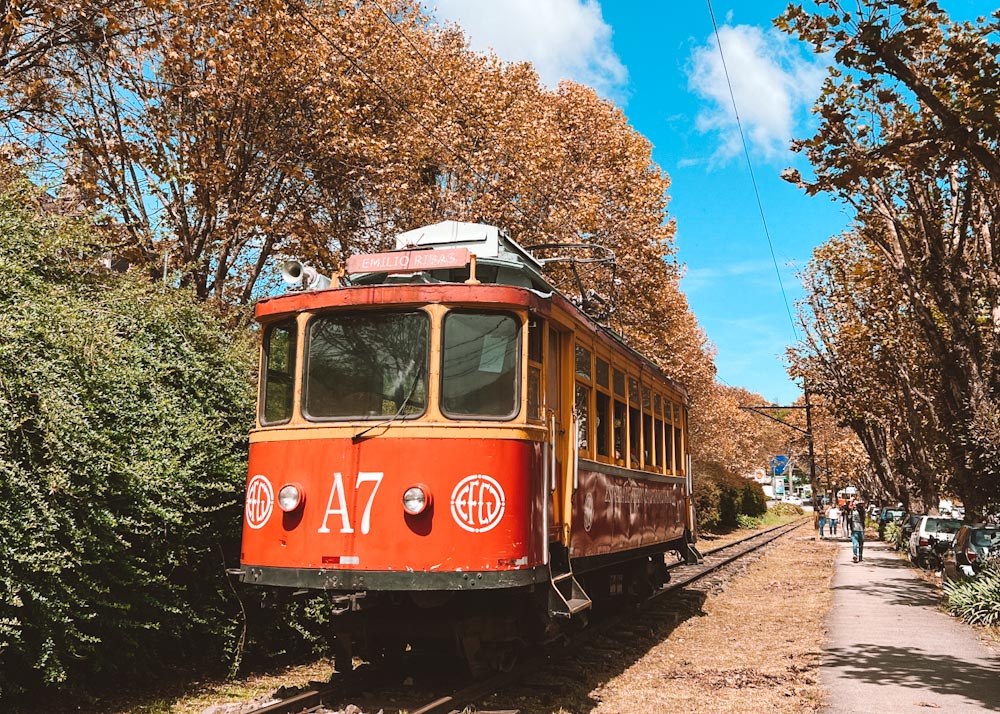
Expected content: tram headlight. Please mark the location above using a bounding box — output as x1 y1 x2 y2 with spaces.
278 483 305 512
402 484 431 515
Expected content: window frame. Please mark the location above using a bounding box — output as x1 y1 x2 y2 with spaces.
574 341 594 459
301 308 431 422
439 309 522 421
259 317 298 426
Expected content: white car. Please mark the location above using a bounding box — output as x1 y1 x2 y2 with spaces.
908 516 963 568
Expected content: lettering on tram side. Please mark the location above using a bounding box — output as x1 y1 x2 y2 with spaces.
318 471 384 534
246 474 274 529
583 492 595 532
450 474 506 533
604 479 673 507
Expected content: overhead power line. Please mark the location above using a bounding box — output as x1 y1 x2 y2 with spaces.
705 0 799 343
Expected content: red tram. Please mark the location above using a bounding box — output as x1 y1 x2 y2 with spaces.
236 221 700 673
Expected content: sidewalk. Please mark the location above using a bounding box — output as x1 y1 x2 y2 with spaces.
821 536 1000 712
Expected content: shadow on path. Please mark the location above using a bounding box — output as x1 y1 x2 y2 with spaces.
832 576 943 608
824 644 1000 710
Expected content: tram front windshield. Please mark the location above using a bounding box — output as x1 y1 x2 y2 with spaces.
295 308 519 422
305 311 429 419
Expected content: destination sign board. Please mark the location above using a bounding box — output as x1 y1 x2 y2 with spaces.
347 247 470 275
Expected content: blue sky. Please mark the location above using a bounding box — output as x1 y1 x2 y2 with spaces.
427 0 992 405
428 0 849 405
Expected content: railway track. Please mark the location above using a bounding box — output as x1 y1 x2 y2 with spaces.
234 517 807 714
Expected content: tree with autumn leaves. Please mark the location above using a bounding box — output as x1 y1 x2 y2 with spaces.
781 1 1000 517
0 0 788 467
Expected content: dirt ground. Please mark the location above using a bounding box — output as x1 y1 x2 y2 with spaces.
587 528 837 714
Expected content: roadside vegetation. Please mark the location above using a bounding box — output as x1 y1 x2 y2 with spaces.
944 562 1000 627
0 175 255 700
692 461 767 532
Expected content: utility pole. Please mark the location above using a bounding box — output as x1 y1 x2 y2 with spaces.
805 389 818 510
740 396 819 537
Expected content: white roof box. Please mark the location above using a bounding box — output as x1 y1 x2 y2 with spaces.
393 220 543 273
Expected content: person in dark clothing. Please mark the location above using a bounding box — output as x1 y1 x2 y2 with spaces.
850 499 866 562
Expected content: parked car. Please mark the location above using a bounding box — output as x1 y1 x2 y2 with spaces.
941 525 1000 581
908 516 964 568
895 513 923 551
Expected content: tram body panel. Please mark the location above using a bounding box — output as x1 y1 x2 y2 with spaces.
569 464 688 559
240 436 547 578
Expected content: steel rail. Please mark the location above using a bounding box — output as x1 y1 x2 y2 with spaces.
242 517 808 714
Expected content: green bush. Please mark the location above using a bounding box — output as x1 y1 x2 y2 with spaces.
944 560 1000 626
883 519 901 543
736 513 764 529
0 177 256 696
693 461 768 532
770 501 805 517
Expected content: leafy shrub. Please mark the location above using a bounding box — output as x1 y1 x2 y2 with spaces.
693 461 768 531
883 519 901 543
737 513 764 529
0 177 256 696
944 561 1000 626
770 501 805 517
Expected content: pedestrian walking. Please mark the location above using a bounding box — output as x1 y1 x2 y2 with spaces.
828 503 840 537
841 502 850 534
819 502 828 537
850 499 866 562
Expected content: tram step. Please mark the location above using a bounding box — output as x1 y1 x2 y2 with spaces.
548 571 592 619
564 597 592 615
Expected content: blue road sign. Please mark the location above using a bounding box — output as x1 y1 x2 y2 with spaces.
770 455 789 475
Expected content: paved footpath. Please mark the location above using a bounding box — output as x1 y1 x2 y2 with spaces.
821 536 1000 712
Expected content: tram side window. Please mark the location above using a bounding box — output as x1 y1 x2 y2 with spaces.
527 318 543 421
595 391 610 458
665 402 676 472
574 344 592 456
674 404 684 473
261 319 296 425
627 378 640 468
642 412 654 470
654 394 665 471
594 357 611 459
613 399 626 464
305 311 429 420
574 383 590 452
442 311 520 418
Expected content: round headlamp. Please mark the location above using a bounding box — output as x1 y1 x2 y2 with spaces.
278 483 305 512
402 484 431 515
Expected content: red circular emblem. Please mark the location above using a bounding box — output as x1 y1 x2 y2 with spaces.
246 474 274 530
450 474 506 533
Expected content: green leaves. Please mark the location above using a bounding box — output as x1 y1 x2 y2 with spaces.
944 561 1000 626
0 176 255 696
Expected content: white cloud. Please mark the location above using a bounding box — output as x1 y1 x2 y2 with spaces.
428 0 627 96
688 24 826 162
681 258 798 294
